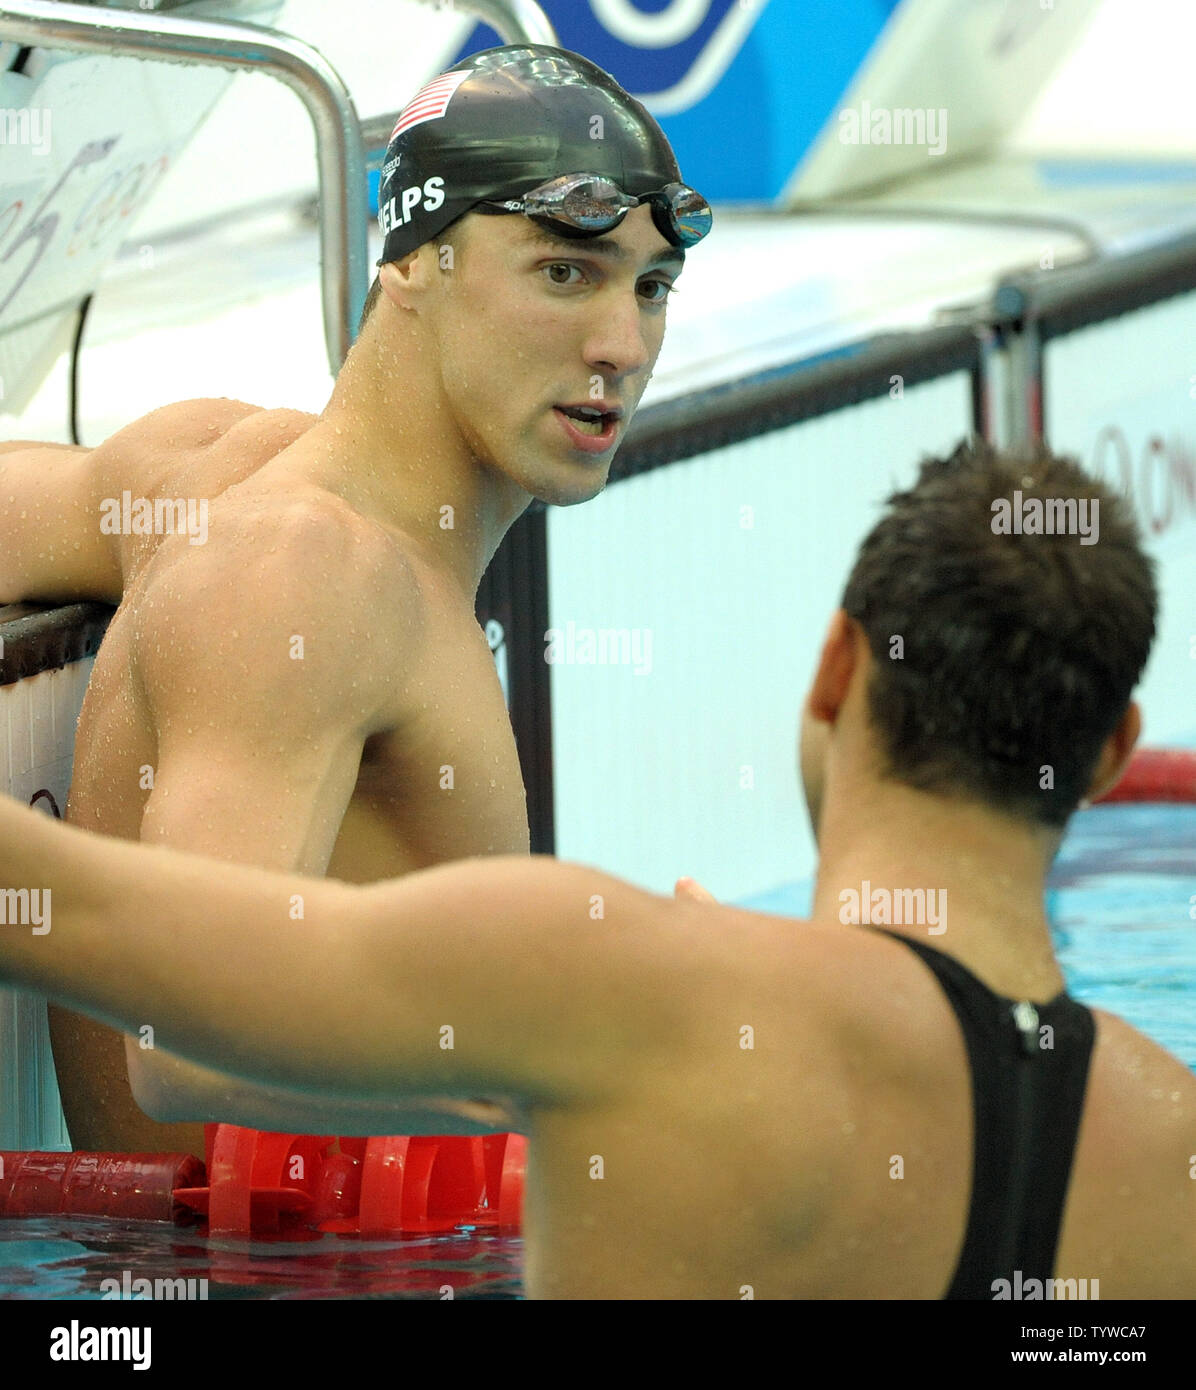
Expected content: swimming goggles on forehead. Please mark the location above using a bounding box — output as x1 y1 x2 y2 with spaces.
477 172 713 248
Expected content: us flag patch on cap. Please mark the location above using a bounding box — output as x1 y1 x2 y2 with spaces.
391 70 470 140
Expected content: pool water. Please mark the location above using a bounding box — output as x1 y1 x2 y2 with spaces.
1 801 1192 1298
1046 802 1196 1068
0 1221 522 1300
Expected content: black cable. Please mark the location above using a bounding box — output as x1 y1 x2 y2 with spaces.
69 293 94 446
13 44 94 446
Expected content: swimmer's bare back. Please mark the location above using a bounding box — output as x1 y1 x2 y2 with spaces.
1 399 528 1154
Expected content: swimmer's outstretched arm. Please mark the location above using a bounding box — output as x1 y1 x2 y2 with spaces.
0 441 122 604
0 792 690 1127
1 399 259 606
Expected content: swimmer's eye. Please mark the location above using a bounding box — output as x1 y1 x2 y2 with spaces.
543 262 586 287
639 277 677 306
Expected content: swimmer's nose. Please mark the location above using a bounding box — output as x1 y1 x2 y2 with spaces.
587 298 652 379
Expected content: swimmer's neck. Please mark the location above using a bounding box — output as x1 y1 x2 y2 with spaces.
299 318 533 601
810 775 1066 994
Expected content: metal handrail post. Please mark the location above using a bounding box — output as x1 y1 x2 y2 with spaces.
0 0 366 373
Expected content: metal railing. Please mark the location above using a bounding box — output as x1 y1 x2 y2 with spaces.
989 227 1196 448
0 0 557 373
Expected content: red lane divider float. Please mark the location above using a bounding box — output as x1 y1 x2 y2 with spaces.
0 1150 203 1222
1095 747 1196 804
175 1126 527 1237
1 1126 526 1237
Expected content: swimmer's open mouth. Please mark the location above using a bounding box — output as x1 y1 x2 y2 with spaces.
555 402 622 439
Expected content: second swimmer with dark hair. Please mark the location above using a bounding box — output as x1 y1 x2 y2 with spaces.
0 44 712 1156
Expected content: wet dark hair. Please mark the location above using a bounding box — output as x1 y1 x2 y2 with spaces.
841 437 1157 828
357 273 384 333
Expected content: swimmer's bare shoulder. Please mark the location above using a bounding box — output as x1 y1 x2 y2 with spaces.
0 397 311 606
123 487 426 872
647 911 1196 1298
1059 1008 1196 1296
822 930 1196 1296
139 481 423 716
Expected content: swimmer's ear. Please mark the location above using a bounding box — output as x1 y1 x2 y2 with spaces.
1082 700 1142 805
807 609 858 725
378 248 436 310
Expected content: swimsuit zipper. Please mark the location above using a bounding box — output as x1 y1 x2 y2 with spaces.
993 1001 1040 1281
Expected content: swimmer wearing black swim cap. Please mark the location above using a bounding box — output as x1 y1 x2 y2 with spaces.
375 45 712 264
352 44 711 504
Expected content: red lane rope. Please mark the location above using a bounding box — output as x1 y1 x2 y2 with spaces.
1095 747 1196 804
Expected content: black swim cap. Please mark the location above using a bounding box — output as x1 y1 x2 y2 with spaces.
376 45 684 266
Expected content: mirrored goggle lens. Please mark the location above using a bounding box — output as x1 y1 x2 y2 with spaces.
525 176 636 231
664 185 713 247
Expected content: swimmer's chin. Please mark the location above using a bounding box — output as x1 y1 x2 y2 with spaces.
536 475 612 508
518 457 615 509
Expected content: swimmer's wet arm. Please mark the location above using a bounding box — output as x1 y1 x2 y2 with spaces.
117 525 402 1123
1 400 260 605
131 528 380 876
0 792 695 1115
133 1045 514 1137
0 791 374 1099
0 443 122 604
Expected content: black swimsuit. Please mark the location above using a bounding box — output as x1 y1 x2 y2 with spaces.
866 928 1096 1299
